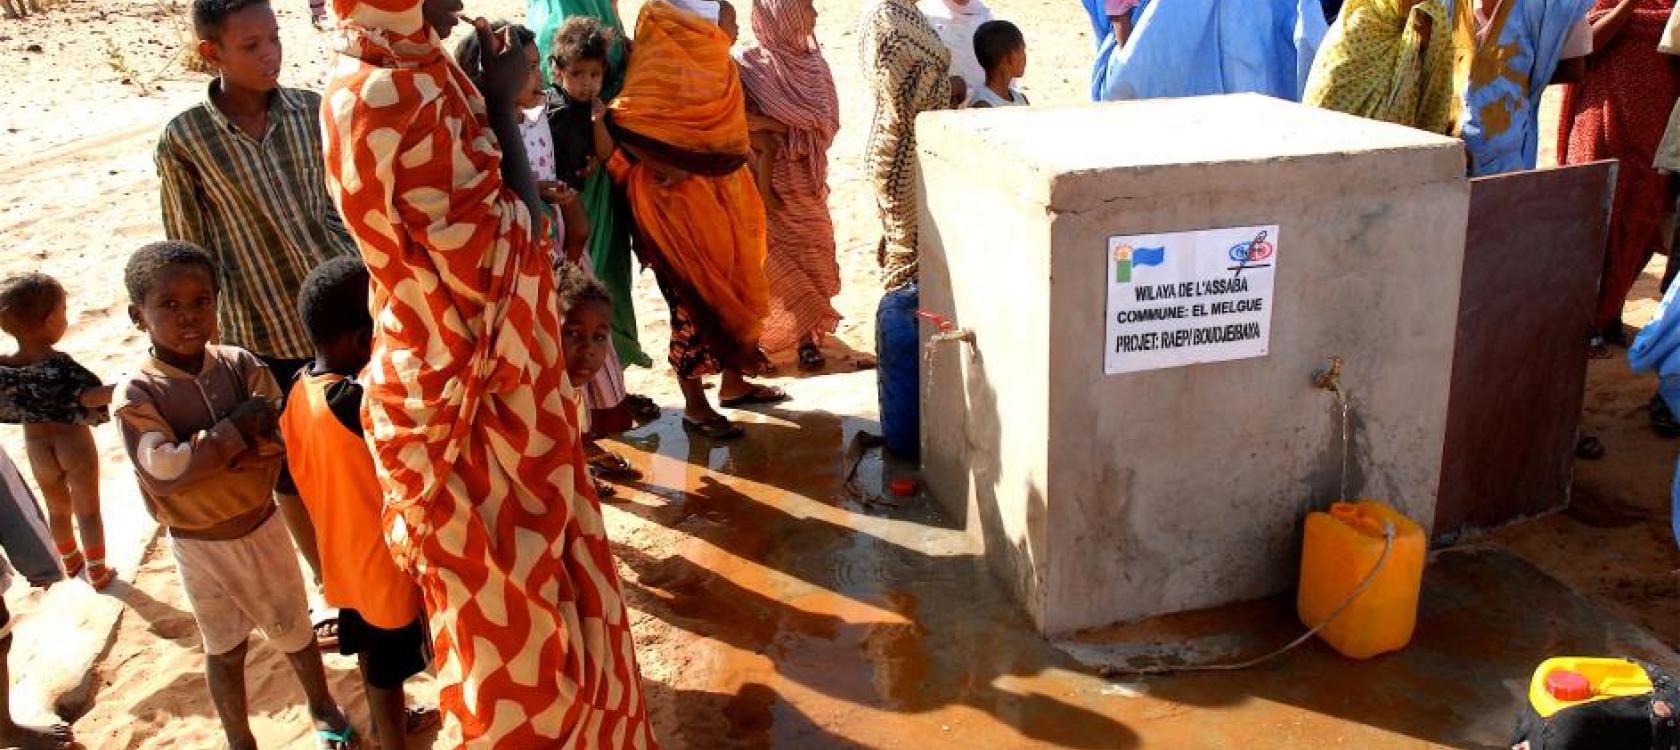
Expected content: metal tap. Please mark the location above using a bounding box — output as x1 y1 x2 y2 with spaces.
919 311 975 346
1312 355 1343 398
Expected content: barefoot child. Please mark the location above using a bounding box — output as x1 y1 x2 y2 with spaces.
114 241 356 750
0 273 114 590
280 257 440 750
541 17 615 264
967 19 1028 107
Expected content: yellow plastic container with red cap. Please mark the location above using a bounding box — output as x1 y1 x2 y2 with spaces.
1527 657 1655 718
1297 500 1426 659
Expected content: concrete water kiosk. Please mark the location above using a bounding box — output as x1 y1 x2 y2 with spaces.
916 95 1471 636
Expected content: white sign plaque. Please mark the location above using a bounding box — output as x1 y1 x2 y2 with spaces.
1104 225 1280 375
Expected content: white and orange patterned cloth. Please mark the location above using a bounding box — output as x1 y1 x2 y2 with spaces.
319 1 654 746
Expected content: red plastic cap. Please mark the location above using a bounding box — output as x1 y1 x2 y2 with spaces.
889 478 919 497
1545 670 1594 702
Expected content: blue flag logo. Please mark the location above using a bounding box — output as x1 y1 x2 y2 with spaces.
1132 246 1167 267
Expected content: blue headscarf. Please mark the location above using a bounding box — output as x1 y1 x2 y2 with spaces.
1082 0 1328 102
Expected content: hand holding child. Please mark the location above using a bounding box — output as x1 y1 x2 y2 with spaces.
79 384 115 408
474 18 531 105
591 97 608 124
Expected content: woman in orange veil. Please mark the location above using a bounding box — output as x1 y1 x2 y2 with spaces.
609 0 785 439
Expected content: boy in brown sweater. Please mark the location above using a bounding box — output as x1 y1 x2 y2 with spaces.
114 241 356 750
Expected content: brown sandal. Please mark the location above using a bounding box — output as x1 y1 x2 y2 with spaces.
718 385 789 409
588 450 642 480
682 416 744 440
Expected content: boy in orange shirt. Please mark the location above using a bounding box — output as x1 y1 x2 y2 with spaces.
279 256 439 749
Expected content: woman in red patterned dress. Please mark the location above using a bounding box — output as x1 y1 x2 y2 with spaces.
1559 0 1680 355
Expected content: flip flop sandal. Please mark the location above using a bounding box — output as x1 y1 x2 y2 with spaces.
1575 435 1605 460
86 562 116 591
1603 323 1630 348
1652 395 1680 439
718 386 790 409
1587 333 1613 360
624 395 663 424
588 451 642 480
59 549 85 579
316 724 358 749
798 344 826 372
682 416 745 440
312 613 341 651
592 478 619 498
404 706 442 735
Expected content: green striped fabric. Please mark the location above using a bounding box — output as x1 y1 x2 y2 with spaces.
156 83 357 359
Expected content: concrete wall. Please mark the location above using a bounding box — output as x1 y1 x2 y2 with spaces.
918 126 1055 621
918 95 1469 635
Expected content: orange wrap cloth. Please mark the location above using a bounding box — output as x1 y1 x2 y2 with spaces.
319 1 655 747
609 0 770 377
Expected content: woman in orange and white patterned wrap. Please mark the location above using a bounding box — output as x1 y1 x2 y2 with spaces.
319 1 655 746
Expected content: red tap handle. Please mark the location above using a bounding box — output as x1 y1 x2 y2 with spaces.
916 310 954 332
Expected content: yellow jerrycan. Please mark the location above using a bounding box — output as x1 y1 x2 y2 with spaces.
1297 500 1426 659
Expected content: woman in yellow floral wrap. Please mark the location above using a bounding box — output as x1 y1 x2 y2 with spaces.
1304 0 1477 135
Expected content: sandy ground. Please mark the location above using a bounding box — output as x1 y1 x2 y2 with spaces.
0 0 1677 748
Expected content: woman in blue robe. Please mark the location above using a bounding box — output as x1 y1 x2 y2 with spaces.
1081 0 1329 102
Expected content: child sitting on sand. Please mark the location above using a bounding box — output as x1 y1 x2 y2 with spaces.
967 20 1029 108
114 241 356 750
0 273 115 590
280 256 440 749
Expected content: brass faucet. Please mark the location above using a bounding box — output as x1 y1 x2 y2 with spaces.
1312 355 1343 398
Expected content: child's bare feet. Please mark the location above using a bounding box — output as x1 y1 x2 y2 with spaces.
0 718 75 749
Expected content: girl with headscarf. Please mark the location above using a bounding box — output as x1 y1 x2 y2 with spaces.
320 2 654 746
609 0 785 440
528 0 655 374
1559 0 1680 353
859 0 955 290
736 0 843 369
